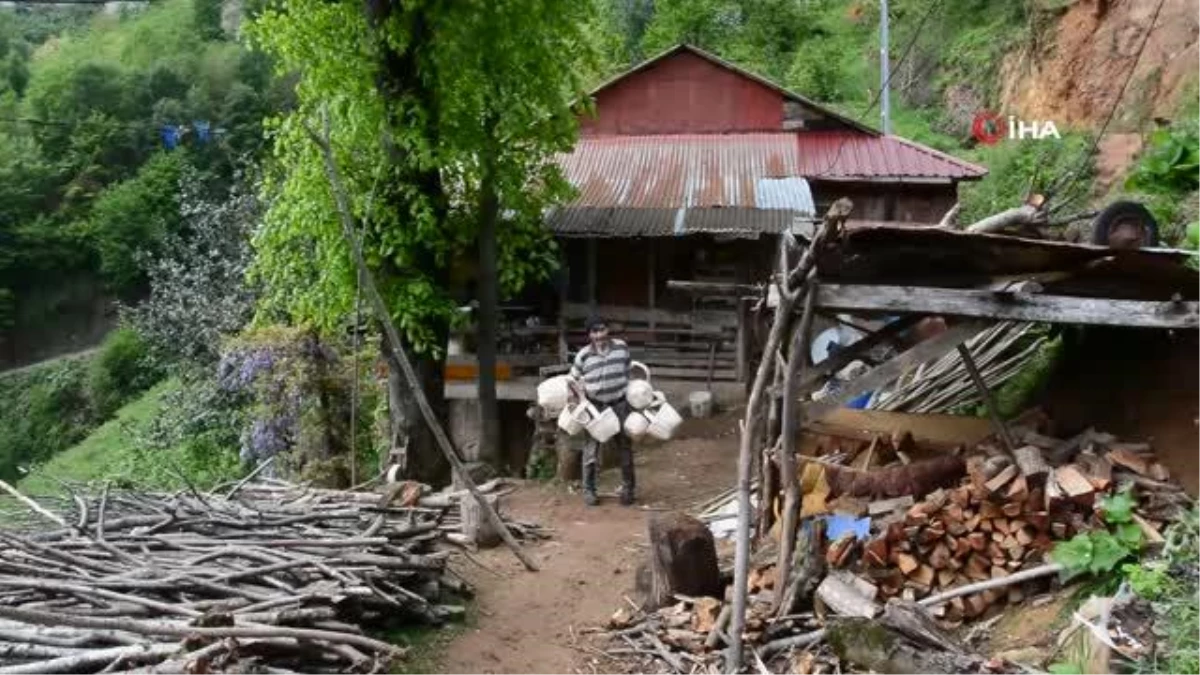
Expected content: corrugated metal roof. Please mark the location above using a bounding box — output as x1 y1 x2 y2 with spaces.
795 131 986 180
550 134 815 238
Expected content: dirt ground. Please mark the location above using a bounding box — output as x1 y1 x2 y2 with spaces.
436 412 741 674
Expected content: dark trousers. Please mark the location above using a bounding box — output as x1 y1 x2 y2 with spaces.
582 399 635 495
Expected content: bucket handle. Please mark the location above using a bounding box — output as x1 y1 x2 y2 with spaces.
630 361 651 383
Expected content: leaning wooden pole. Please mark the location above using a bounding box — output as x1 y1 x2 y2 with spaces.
726 200 851 672
772 277 817 612
305 115 539 572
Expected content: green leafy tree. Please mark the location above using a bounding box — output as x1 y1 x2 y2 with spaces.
247 0 594 479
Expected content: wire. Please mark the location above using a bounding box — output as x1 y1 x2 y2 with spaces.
811 0 944 180
1052 0 1167 201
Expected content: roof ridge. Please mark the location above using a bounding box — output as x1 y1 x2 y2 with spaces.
884 134 987 176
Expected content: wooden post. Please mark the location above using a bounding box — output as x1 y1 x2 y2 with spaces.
587 239 597 311
557 248 569 364
956 343 1016 455
774 279 816 609
648 245 657 334
736 297 752 385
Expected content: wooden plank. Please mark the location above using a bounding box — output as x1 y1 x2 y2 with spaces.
816 572 879 618
648 366 738 381
803 321 986 422
667 280 761 296
814 284 1199 329
562 302 738 329
736 297 752 382
446 354 560 368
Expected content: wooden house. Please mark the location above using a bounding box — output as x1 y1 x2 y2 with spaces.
444 44 987 435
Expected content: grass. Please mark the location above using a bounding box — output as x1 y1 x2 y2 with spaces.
1132 509 1200 674
17 379 181 495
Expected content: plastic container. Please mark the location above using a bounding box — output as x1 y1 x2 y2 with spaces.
537 375 573 413
586 406 621 442
646 394 683 440
557 401 593 436
625 361 655 410
688 391 713 419
623 411 650 439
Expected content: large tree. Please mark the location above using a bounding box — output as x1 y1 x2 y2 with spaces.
248 0 596 480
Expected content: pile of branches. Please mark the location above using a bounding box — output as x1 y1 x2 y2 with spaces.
0 477 542 674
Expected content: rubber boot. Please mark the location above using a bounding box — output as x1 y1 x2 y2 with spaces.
583 462 599 507
618 446 635 506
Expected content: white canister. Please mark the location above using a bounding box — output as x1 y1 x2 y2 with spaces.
624 411 650 439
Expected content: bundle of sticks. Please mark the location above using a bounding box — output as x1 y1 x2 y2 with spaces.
0 477 542 674
871 322 1046 414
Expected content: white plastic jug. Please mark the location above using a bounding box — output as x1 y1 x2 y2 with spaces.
646 394 683 441
537 375 573 413
625 361 655 410
557 401 592 436
586 406 621 443
623 411 650 439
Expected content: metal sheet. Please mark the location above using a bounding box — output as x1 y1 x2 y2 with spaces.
795 132 986 180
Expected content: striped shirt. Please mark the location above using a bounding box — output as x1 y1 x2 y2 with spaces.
571 339 631 404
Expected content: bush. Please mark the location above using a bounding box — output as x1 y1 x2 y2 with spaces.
0 356 97 481
88 325 162 417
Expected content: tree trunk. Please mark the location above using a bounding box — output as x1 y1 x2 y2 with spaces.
383 338 450 486
476 140 501 467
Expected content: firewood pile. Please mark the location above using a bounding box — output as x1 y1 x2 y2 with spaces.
593 423 1191 674
0 478 543 674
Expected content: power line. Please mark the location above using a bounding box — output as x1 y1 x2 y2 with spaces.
812 0 944 180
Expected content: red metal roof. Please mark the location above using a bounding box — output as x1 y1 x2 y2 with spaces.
550 134 814 237
794 131 986 180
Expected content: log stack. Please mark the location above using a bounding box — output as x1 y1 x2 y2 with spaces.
0 478 544 674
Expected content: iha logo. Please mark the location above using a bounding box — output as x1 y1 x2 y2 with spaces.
971 111 1061 144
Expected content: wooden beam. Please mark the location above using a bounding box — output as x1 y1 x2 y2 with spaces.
667 280 761 295
815 284 1199 329
561 302 737 329
802 321 986 422
736 297 752 383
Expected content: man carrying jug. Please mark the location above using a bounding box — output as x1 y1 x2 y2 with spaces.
570 316 635 506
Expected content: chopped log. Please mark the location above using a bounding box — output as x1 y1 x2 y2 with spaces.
869 496 915 516
1013 445 1051 490
937 569 957 588
910 565 936 588
822 456 968 501
966 556 990 582
1148 463 1171 482
953 537 974 558
1004 475 1028 503
1052 465 1096 506
985 465 1018 495
864 535 889 568
967 533 987 552
1075 452 1113 490
460 494 502 548
816 572 879 619
896 553 920 575
644 512 723 611
929 543 952 570
1107 447 1151 476
1001 502 1023 518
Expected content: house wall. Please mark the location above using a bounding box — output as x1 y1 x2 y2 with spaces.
810 181 959 224
582 51 784 135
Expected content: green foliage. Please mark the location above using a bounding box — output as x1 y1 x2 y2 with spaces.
0 0 276 348
87 325 161 417
247 0 595 353
18 378 243 495
1125 126 1200 196
84 151 185 291
959 132 1096 225
973 329 1063 420
0 356 95 482
1047 662 1084 675
1052 487 1143 578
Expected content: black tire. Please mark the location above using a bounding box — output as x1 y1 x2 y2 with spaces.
1091 200 1159 249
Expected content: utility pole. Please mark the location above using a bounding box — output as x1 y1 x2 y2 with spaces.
879 0 891 134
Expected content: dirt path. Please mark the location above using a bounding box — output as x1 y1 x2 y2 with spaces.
437 413 741 674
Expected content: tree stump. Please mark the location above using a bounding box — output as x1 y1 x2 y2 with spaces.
460 493 502 548
640 512 723 610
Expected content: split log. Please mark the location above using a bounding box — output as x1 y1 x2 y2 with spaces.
816 572 878 619
644 513 722 611
460 494 502 548
1012 445 1050 488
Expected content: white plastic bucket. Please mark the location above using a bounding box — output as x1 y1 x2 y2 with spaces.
537 375 573 413
646 396 683 441
586 406 621 443
557 401 593 436
688 391 713 419
625 361 655 410
624 411 650 439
